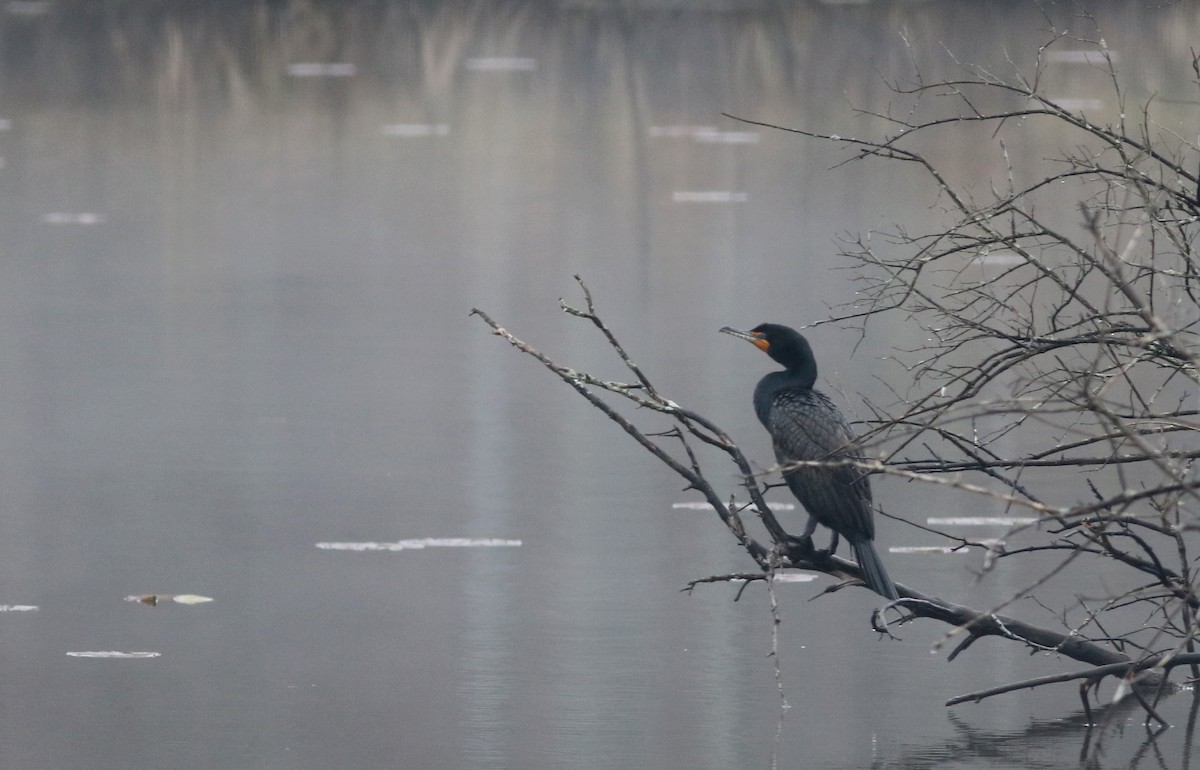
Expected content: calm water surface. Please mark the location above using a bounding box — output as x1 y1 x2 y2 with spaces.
0 2 1197 768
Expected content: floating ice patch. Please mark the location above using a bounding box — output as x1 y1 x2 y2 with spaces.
67 651 161 659
173 594 214 605
649 125 718 139
692 129 759 144
464 58 537 71
42 212 106 225
646 126 759 143
0 605 37 612
889 545 965 554
672 501 796 511
672 191 748 203
126 594 214 606
927 517 1038 526
731 572 816 583
287 62 356 77
381 123 450 137
890 541 1000 554
888 537 998 549
316 538 522 552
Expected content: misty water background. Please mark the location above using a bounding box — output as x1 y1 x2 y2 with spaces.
0 2 1198 768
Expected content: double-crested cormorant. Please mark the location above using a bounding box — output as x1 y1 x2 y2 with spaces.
721 323 899 600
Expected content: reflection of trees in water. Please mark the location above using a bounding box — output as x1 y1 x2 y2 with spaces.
7 3 1196 292
5 0 1194 264
4 2 1196 118
915 694 1200 770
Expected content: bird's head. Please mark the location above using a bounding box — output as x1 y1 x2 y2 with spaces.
720 323 815 375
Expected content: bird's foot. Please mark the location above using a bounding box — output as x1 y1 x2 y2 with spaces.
781 533 816 557
782 533 837 562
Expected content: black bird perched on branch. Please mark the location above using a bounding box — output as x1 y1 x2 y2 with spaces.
720 323 899 600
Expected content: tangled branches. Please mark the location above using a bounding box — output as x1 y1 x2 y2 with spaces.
474 32 1200 723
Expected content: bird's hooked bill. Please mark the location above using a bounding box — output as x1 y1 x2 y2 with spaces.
719 326 770 353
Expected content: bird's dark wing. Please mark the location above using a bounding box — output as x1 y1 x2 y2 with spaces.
768 389 874 541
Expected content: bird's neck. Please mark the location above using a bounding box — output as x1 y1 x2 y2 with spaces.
753 368 816 427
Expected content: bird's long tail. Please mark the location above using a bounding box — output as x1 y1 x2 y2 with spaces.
850 539 899 600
